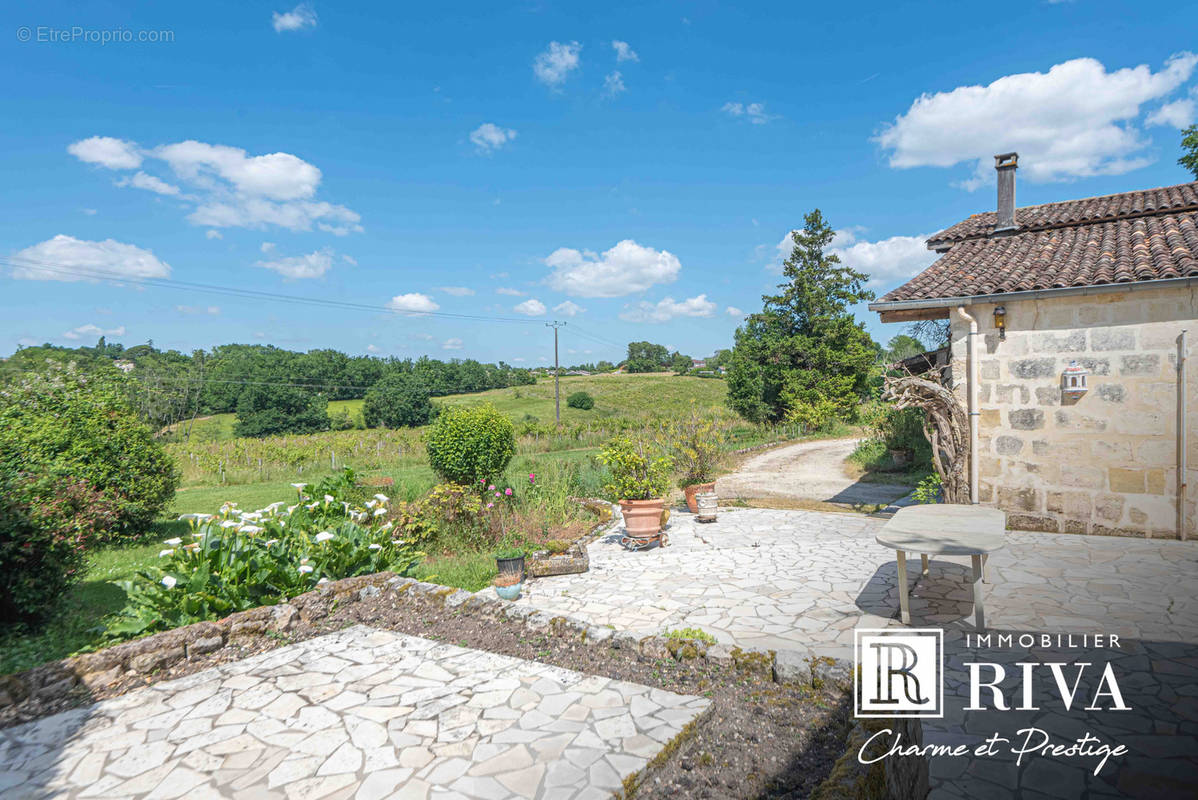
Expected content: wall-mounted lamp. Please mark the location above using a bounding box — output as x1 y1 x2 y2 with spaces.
993 305 1007 340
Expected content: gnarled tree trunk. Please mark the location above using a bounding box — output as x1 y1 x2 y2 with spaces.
883 375 970 504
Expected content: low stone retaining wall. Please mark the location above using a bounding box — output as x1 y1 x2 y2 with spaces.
0 571 845 725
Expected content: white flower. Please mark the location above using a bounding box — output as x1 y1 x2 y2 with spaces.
373 494 389 503
220 520 240 529
365 499 378 510
177 513 198 522
287 504 298 514
306 502 320 511
314 531 335 543
317 577 329 584
158 549 174 557
264 539 279 546
240 525 264 535
324 494 334 503
291 483 308 490
372 507 387 517
368 543 382 550
379 521 394 532
239 512 262 522
298 565 314 574
391 539 405 546
161 575 178 589
195 513 215 521
163 537 183 546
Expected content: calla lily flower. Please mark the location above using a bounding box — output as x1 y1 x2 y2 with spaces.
161 575 178 589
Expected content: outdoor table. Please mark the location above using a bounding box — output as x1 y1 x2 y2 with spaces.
875 504 1006 629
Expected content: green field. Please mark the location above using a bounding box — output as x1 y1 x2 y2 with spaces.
171 374 729 442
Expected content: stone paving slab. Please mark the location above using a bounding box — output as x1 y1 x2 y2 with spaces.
0 626 710 799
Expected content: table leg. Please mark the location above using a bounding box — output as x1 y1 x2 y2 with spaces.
896 551 911 625
920 554 929 577
971 554 985 630
982 553 989 583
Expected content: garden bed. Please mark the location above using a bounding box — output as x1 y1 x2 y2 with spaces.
0 573 851 799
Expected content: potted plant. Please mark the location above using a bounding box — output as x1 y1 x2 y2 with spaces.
494 546 525 580
598 437 673 537
660 406 726 513
493 572 523 600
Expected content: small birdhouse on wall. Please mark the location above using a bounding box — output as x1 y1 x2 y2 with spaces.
1061 361 1089 398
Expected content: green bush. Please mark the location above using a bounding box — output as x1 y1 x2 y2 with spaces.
566 391 594 410
107 479 420 638
234 385 330 438
363 372 435 429
425 404 516 485
597 437 672 501
0 363 178 539
0 465 120 623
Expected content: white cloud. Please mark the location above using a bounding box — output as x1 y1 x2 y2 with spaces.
603 71 626 98
553 300 585 317
63 323 125 341
12 235 170 282
725 306 744 317
1147 89 1197 128
470 123 517 153
721 102 776 124
545 239 681 298
255 248 335 279
442 337 463 350
496 287 525 296
261 241 276 253
514 298 547 316
117 171 181 196
176 305 221 315
612 40 639 62
770 228 936 289
534 41 581 88
67 136 142 169
272 3 317 32
68 135 361 234
387 293 440 313
366 344 381 353
205 229 223 240
82 208 97 216
341 254 357 265
620 294 717 323
877 53 1198 187
436 286 475 296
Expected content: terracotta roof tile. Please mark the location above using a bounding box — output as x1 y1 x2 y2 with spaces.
878 181 1198 304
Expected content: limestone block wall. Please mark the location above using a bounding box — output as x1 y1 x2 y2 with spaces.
947 286 1196 538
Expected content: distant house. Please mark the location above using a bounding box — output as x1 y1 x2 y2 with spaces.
870 154 1196 540
691 358 708 369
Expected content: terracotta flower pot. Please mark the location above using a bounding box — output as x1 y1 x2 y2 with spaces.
684 481 716 514
619 498 665 537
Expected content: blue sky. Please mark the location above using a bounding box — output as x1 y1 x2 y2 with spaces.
2 1 1196 366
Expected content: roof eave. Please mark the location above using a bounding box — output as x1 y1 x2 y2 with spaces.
869 276 1198 323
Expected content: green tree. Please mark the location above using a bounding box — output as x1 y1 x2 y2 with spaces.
233 385 330 438
1180 124 1198 179
885 335 926 362
670 352 693 374
726 209 877 424
363 372 435 428
625 341 670 373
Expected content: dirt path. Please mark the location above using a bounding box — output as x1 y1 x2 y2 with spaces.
715 436 912 508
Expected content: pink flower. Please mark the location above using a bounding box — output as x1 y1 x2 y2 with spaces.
495 491 501 497
488 485 495 491
528 473 536 483
487 502 494 508
505 488 513 496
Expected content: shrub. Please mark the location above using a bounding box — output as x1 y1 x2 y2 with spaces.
363 372 435 429
234 385 330 438
426 404 516 485
913 472 942 504
0 363 178 539
566 391 594 410
659 404 726 488
597 437 672 501
0 465 119 623
107 479 420 638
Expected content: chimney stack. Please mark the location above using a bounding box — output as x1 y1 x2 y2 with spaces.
994 152 1018 232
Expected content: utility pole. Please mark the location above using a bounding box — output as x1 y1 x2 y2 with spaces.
546 321 566 424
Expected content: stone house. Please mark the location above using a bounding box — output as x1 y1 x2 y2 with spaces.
870 155 1196 539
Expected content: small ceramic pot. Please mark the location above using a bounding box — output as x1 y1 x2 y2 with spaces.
494 581 523 601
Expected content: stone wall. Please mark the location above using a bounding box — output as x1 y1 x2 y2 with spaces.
947 285 1196 538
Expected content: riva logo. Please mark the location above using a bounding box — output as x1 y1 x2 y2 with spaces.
854 629 943 718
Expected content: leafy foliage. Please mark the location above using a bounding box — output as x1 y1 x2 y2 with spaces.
598 437 672 501
726 210 876 424
1180 124 1198 179
912 472 943 504
107 479 420 638
426 404 516 485
624 341 671 373
658 404 727 487
234 384 331 438
0 362 178 538
566 391 594 410
363 371 435 428
0 466 120 623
